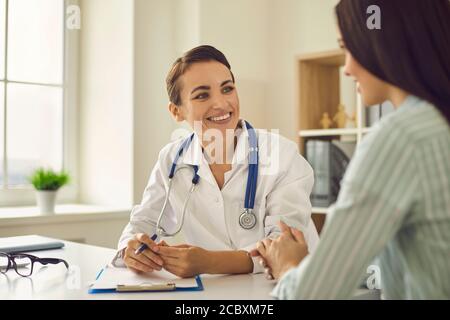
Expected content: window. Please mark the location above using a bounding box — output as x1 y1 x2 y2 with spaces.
0 0 77 206
1 0 64 188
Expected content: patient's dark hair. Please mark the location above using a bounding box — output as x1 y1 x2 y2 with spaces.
336 0 450 124
166 45 235 106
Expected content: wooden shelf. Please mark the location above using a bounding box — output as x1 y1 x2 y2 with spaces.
361 127 372 134
296 49 345 66
297 49 356 234
297 49 377 234
299 128 358 137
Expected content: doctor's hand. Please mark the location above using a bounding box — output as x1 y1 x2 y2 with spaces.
123 233 164 273
156 244 207 278
252 221 309 280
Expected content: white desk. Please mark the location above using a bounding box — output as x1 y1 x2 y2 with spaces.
0 236 379 300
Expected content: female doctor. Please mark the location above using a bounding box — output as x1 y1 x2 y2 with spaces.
114 45 319 278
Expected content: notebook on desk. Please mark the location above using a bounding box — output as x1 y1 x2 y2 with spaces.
0 235 65 254
89 265 203 294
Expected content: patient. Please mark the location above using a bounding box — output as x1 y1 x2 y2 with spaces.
252 0 450 299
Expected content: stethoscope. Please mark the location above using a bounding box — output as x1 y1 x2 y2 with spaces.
156 121 259 237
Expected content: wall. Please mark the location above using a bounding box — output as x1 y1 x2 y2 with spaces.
267 0 341 141
198 0 270 129
133 0 179 203
78 0 134 206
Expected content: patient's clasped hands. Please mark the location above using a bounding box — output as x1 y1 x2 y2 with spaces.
250 221 309 280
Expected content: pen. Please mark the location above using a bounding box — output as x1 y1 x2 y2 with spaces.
134 234 158 255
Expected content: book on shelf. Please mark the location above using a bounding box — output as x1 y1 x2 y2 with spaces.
306 140 354 208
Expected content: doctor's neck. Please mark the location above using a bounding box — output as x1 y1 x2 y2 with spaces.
200 121 242 165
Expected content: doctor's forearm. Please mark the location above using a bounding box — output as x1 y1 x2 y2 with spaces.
203 250 254 274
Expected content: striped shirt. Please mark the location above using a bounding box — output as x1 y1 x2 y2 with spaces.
272 95 450 299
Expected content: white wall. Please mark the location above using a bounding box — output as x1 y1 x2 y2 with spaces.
266 0 341 141
173 0 200 55
78 0 134 206
198 0 270 129
133 0 179 203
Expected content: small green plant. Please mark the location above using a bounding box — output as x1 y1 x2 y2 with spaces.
29 168 70 191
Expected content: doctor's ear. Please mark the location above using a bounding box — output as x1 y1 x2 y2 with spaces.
168 102 185 122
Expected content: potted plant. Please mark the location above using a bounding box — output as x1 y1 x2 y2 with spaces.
29 168 70 215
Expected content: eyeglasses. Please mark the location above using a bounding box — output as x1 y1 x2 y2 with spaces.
0 252 69 277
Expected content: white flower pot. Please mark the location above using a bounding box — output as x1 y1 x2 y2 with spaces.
36 190 58 215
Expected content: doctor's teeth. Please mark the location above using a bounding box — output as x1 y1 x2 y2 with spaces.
209 113 231 121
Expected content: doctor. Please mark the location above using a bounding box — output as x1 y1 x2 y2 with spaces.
115 45 318 278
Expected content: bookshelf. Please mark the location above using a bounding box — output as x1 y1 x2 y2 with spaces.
299 128 359 137
296 49 369 233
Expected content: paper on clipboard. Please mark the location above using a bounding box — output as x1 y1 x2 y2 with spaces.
90 265 198 291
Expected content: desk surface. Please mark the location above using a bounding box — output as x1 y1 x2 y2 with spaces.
0 236 379 300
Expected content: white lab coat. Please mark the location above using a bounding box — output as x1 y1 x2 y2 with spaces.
117 120 319 273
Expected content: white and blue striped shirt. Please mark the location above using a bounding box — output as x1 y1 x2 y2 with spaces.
273 96 450 299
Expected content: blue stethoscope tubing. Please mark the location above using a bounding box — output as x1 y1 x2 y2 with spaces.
156 121 259 237
241 121 259 229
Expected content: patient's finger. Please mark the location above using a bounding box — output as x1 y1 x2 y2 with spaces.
264 267 274 280
259 257 267 268
291 227 307 245
256 241 266 256
279 220 290 233
279 221 294 238
249 249 261 257
262 238 272 249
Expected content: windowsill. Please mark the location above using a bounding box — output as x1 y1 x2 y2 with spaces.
0 204 131 227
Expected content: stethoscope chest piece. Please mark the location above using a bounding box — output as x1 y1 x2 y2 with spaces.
239 209 257 230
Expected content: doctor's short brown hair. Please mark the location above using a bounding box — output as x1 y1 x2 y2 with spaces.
166 45 235 107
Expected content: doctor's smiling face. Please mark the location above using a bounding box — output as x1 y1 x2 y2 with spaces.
169 60 240 139
166 46 241 150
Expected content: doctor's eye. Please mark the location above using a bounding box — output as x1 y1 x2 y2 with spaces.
222 86 235 94
193 92 209 100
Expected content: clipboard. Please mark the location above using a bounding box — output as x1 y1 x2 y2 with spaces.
89 265 203 294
